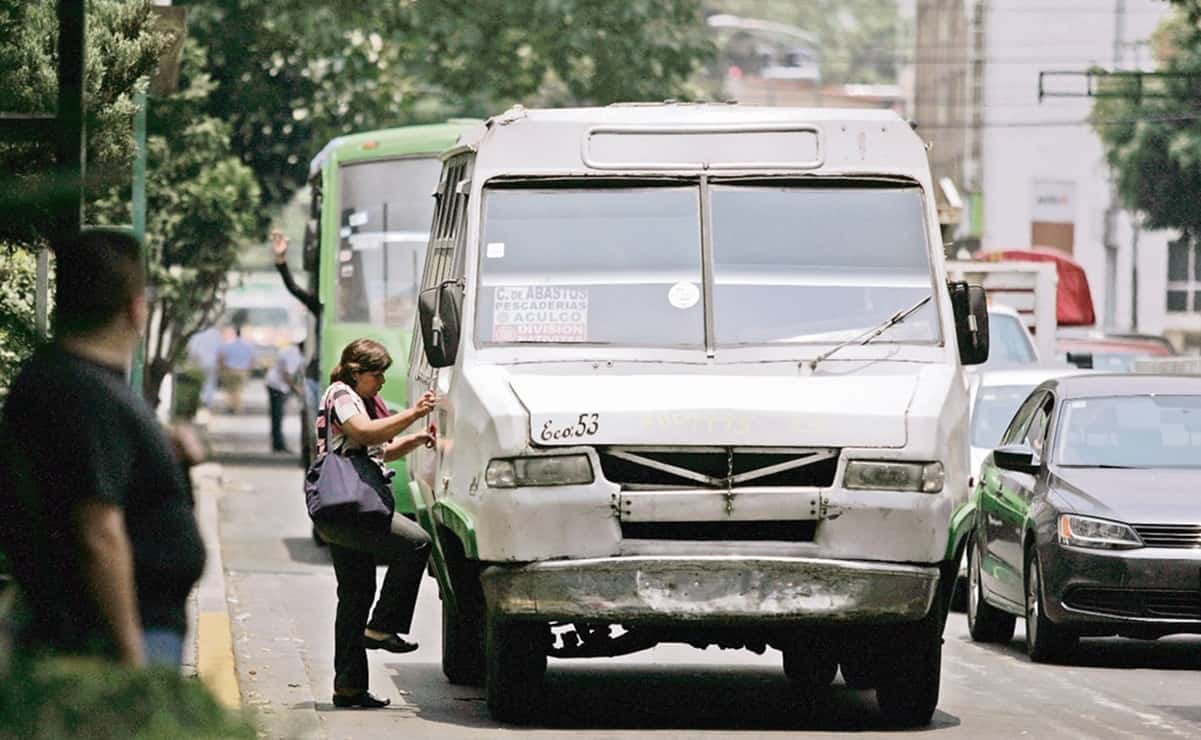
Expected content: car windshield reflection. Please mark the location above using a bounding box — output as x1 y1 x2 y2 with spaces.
1057 394 1201 468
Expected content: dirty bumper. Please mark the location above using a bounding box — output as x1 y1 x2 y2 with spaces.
480 556 939 625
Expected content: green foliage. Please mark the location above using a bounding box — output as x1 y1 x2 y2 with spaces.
1093 1 1201 238
0 0 172 249
0 657 254 740
0 246 47 395
704 0 908 86
177 0 714 209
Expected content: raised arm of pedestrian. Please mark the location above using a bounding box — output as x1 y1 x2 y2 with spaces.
271 230 322 317
339 391 436 447
73 499 145 667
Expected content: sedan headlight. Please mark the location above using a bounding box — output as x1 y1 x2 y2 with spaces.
1057 514 1142 550
844 461 944 493
485 455 594 488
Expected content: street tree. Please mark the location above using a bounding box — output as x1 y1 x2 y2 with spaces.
95 41 259 408
177 0 714 211
1093 0 1201 240
704 0 908 86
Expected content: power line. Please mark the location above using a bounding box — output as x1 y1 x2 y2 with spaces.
914 110 1201 129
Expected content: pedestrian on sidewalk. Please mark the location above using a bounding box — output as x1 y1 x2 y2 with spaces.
0 228 207 668
217 326 254 414
270 230 322 433
187 324 221 410
314 338 436 709
265 338 305 453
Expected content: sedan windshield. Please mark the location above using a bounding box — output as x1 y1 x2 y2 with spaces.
1057 394 1201 468
475 183 938 348
971 384 1036 449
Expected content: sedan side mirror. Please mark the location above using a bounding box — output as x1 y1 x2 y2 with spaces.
948 281 990 366
418 280 463 369
993 443 1039 474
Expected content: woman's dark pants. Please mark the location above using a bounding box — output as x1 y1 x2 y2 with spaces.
317 513 432 692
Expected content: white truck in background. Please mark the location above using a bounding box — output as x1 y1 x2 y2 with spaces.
946 260 1057 364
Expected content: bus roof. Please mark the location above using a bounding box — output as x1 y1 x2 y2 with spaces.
308 120 477 179
461 103 930 184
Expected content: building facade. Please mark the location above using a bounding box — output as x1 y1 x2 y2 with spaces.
914 0 1196 349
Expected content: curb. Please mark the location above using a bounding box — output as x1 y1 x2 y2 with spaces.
192 463 242 710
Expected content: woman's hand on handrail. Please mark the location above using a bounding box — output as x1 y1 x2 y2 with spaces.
339 391 440 446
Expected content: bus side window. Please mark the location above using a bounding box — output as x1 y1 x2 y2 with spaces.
303 179 321 274
411 155 472 376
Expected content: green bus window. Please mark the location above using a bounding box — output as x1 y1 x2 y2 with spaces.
336 157 442 325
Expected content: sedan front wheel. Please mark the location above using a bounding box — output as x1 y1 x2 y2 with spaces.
1024 549 1077 663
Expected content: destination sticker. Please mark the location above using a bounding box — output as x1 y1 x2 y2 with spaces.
668 281 700 309
492 286 588 343
486 242 506 259
348 211 368 227
340 264 354 278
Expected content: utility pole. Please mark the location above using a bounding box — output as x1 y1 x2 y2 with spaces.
1101 0 1126 330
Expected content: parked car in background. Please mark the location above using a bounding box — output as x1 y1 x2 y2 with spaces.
967 374 1201 662
982 305 1039 369
1058 331 1176 372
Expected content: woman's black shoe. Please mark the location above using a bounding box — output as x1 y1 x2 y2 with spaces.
332 691 390 709
362 633 419 653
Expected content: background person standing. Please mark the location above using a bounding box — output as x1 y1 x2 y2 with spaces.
217 327 255 414
265 338 305 453
0 228 207 667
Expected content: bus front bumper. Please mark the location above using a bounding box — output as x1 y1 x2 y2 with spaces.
479 555 939 625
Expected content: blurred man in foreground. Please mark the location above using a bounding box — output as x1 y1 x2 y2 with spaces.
0 229 207 667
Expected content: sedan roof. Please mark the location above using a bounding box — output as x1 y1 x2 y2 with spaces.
1044 373 1201 399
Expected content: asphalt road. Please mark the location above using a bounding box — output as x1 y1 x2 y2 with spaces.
208 404 1201 739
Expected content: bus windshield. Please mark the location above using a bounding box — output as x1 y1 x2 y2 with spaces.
335 157 442 325
475 183 937 347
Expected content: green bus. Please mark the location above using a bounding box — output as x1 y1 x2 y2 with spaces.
301 121 476 514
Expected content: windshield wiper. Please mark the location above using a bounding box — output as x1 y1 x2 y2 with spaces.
806 294 933 372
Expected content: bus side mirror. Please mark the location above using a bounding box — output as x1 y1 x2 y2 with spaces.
302 218 319 273
948 281 989 366
419 281 463 369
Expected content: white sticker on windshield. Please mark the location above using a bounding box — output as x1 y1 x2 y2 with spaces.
668 281 700 310
486 242 506 259
492 286 588 343
339 226 352 238
1070 400 1088 409
348 211 368 227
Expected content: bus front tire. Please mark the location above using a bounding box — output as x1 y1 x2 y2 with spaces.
875 610 942 728
484 612 548 725
442 589 485 685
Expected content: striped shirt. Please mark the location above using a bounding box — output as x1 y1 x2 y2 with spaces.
315 381 390 468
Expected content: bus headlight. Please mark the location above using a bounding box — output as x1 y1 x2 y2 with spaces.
485 455 594 488
844 461 944 493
